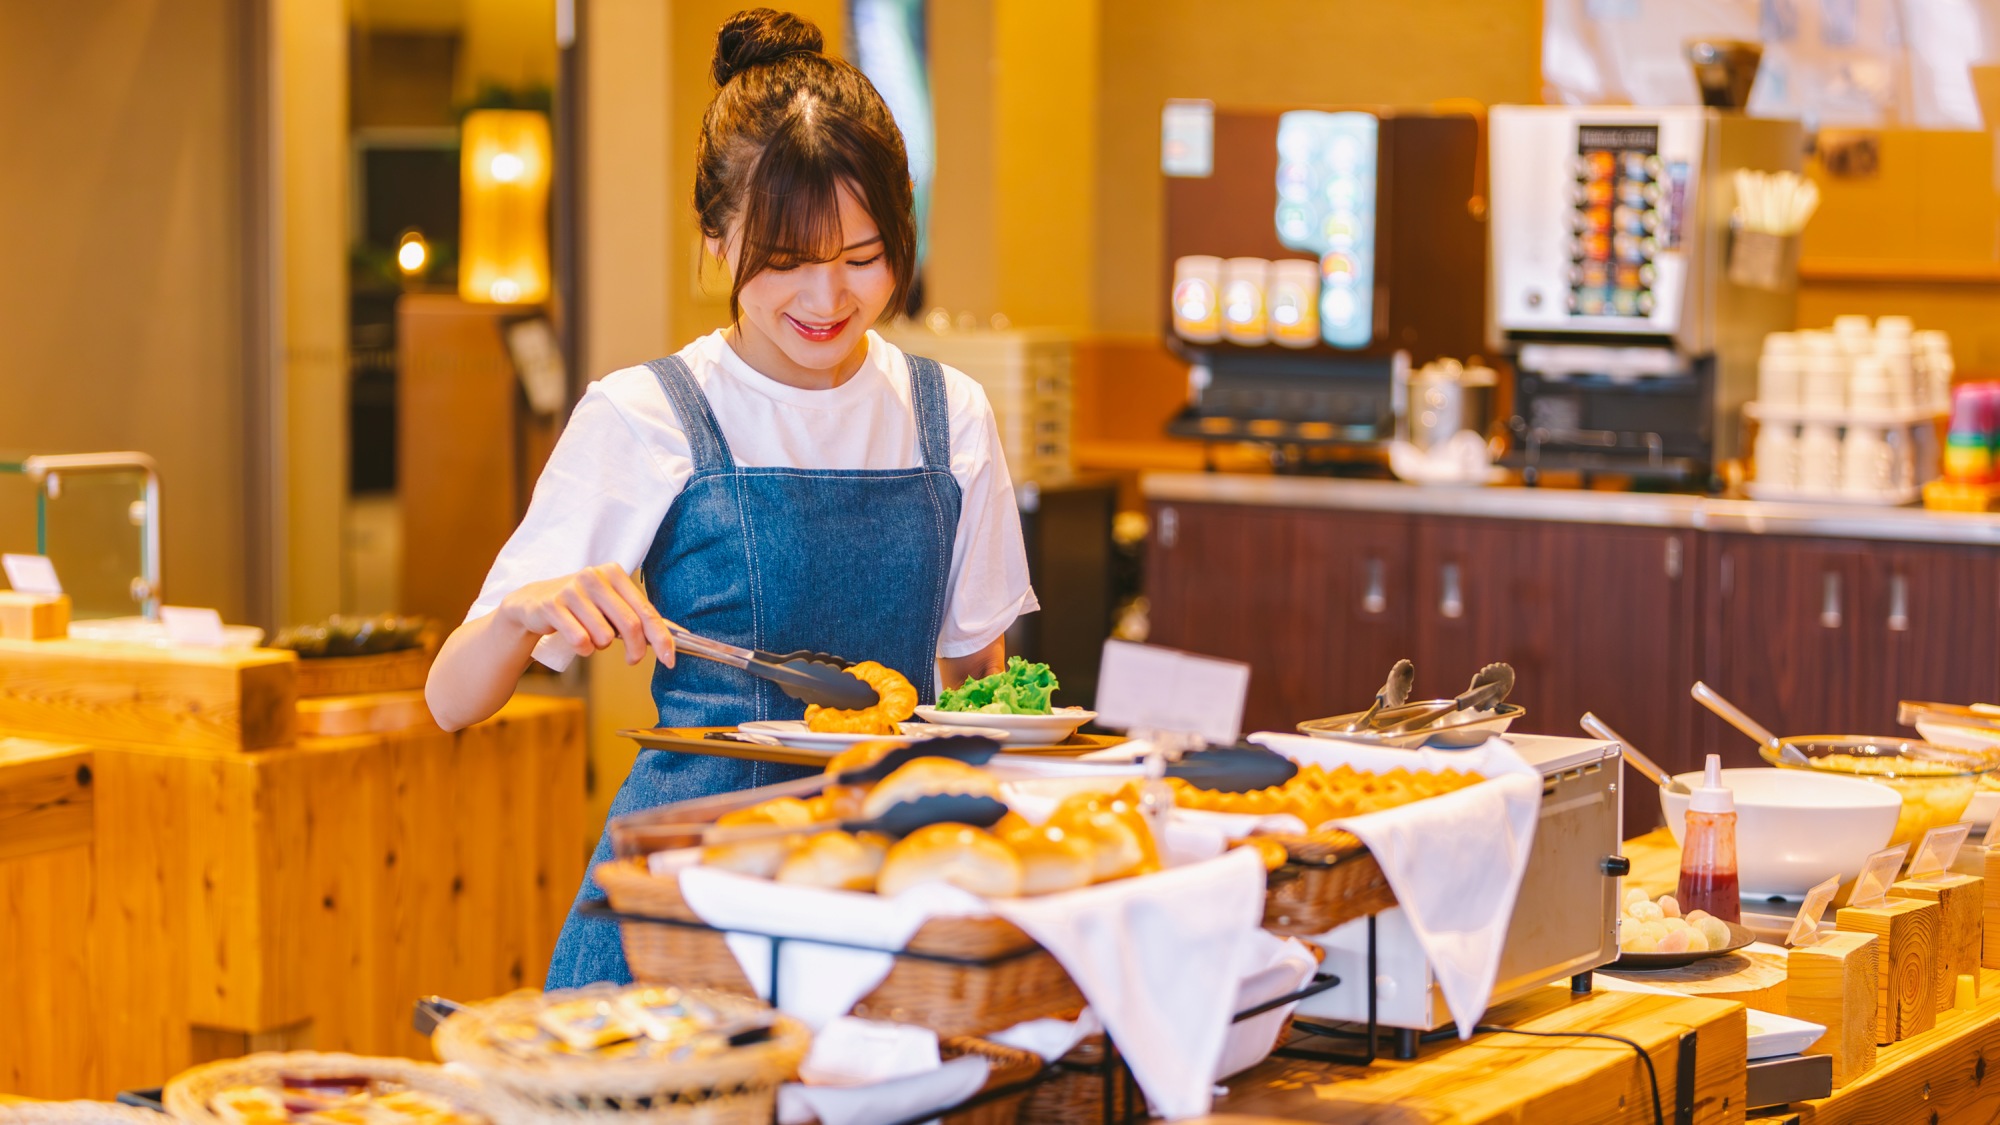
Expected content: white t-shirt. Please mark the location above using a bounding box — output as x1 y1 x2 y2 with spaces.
466 329 1040 670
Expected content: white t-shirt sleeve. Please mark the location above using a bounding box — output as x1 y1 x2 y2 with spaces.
939 368 1041 658
463 372 688 671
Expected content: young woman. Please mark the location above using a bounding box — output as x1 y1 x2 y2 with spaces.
425 7 1037 989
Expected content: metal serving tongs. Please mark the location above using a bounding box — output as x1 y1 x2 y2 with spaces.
1332 659 1416 733
668 624 879 711
1372 663 1516 735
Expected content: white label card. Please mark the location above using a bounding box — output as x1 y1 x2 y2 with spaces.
1909 823 1972 880
161 606 227 648
1786 874 1842 948
1094 639 1250 747
1 554 62 596
1848 843 1912 910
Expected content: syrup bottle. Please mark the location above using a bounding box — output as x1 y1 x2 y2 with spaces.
1677 753 1740 923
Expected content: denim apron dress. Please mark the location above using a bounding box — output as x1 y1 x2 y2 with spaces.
545 349 963 988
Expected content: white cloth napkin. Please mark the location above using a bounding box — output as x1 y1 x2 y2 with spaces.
987 1008 1102 1061
988 847 1268 1119
1216 931 1318 1081
673 857 993 1030
1250 732 1543 1037
774 1017 990 1125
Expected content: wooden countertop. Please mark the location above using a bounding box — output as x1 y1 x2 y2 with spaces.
1141 472 2000 546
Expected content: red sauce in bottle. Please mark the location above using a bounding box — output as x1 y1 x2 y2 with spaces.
1677 762 1741 923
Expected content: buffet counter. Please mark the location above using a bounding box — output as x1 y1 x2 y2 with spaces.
0 637 585 1101
1143 473 2000 546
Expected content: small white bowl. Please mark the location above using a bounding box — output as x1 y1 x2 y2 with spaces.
913 706 1095 743
1660 767 1900 896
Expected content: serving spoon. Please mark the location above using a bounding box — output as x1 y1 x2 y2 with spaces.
1581 711 1690 795
1690 681 1810 766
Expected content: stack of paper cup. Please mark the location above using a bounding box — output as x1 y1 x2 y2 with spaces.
1758 332 1800 407
1842 424 1896 495
1915 330 1954 411
1833 315 1874 356
1800 332 1848 412
1754 421 1799 489
1850 355 1894 415
1799 423 1842 493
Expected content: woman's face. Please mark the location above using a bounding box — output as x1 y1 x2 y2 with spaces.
714 182 895 385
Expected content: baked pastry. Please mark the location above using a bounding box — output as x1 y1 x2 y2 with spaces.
776 830 889 891
804 661 919 734
1167 763 1481 827
1047 793 1159 883
860 757 1002 820
806 789 864 822
1002 823 1095 895
877 824 1023 898
1232 835 1289 872
824 739 901 780
701 797 815 878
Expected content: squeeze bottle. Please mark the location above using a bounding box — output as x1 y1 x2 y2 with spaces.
1677 754 1740 923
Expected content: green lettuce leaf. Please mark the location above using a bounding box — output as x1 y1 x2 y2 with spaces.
937 656 1059 714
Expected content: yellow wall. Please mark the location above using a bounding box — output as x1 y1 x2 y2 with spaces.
0 0 251 620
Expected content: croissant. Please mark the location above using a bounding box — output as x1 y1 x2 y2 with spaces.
804 661 918 735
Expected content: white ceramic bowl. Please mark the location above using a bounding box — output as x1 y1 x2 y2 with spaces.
1660 767 1901 896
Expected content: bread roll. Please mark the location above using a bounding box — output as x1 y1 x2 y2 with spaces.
1233 835 1289 872
991 810 1032 837
860 758 1001 820
1048 794 1159 883
1002 823 1095 895
877 824 1023 898
776 831 889 891
806 789 864 822
701 797 815 878
824 739 900 780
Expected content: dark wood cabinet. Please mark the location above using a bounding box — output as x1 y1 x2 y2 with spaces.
1410 517 1696 832
1859 543 1999 733
1145 501 1410 734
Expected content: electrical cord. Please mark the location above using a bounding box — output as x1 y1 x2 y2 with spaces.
1471 1024 1665 1125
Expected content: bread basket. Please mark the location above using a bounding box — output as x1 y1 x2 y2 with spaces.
163 1052 491 1125
431 986 808 1125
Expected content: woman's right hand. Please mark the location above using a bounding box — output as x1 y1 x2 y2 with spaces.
497 563 677 666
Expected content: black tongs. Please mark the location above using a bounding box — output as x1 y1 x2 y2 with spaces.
669 625 879 711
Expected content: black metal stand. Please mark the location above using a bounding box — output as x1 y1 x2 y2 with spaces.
581 901 1383 1124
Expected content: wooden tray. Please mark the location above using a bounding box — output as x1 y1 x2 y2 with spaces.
295 648 432 698
619 726 1125 767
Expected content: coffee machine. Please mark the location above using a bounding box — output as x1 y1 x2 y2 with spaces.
1488 106 1802 486
1160 105 1487 452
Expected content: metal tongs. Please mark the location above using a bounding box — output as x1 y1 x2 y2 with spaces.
1368 664 1516 735
668 624 879 711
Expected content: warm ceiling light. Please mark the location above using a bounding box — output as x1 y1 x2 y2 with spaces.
397 230 429 274
461 109 551 305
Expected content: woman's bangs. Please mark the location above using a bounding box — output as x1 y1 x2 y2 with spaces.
736 129 851 270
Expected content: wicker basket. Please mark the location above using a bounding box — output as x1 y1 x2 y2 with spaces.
596 860 1086 1038
934 1037 1043 1125
0 1104 168 1125
1261 830 1396 936
1017 1035 1133 1125
164 1052 491 1125
432 986 808 1125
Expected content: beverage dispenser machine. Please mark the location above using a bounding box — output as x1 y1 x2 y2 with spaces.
1488 106 1802 486
1161 104 1487 452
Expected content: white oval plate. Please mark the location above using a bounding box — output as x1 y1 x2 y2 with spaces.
736 719 1014 751
913 706 1096 742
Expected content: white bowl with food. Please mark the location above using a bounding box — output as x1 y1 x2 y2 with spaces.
914 705 1095 742
1660 767 1901 896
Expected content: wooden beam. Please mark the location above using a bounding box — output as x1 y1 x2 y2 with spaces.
0 638 296 753
0 739 92 861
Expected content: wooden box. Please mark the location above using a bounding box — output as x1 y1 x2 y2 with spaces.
0 638 297 752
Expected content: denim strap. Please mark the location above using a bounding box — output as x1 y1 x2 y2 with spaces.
905 353 952 472
644 355 735 472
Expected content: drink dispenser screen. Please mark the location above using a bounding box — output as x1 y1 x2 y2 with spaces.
1274 111 1378 349
1570 124 1669 320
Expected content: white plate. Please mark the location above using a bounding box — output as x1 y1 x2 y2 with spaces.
736 720 1014 751
913 706 1095 742
1744 1008 1827 1060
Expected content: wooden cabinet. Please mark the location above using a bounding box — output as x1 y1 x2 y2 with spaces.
1146 501 1410 734
1700 536 2000 756
1411 518 1696 832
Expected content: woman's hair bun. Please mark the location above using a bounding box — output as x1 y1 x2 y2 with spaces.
712 8 824 86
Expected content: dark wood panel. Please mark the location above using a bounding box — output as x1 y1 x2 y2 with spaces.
1145 501 1410 734
1411 517 1551 720
1861 544 2000 733
1699 534 1866 763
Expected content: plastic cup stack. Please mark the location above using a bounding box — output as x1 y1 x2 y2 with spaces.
1833 315 1874 356
1799 423 1843 494
1757 332 1800 408
1850 354 1894 415
1914 330 1954 413
1799 330 1847 412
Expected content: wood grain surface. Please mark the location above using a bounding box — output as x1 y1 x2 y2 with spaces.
294 649 433 699
295 690 436 737
0 639 297 752
1795 967 2000 1123
1604 944 1790 1013
0 594 68 641
0 693 584 1100
1836 899 1940 1044
1895 874 1984 1013
1207 987 1747 1124
0 737 91 861
1788 932 1879 1087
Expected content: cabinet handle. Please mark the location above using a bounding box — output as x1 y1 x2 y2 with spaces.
1440 563 1464 619
1157 506 1178 548
1362 558 1387 615
1664 538 1682 579
1888 573 1910 632
1820 570 1842 629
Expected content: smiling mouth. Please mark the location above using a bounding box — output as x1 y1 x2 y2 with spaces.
783 313 852 342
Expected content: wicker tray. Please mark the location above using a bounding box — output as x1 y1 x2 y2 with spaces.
0 1104 166 1125
1261 829 1397 936
595 860 1086 1038
432 985 807 1125
164 1052 491 1125
933 1038 1043 1125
